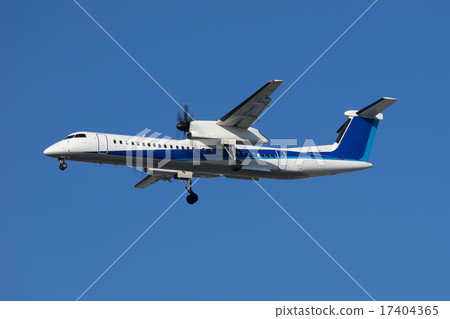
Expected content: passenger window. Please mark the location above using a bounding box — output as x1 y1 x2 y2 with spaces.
170 145 173 148
181 146 184 149
148 143 150 147
120 140 123 144
164 144 167 148
187 146 190 150
113 140 116 144
131 142 135 146
176 145 179 149
158 144 161 148
137 142 140 146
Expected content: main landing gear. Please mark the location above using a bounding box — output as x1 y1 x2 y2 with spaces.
231 159 242 172
180 179 199 205
59 158 67 171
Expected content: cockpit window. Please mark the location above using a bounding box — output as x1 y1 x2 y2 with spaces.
74 134 87 138
64 134 75 140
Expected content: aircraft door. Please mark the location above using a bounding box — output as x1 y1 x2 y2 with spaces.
96 133 108 154
278 150 287 170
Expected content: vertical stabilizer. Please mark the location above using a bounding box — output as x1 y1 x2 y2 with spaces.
329 97 397 161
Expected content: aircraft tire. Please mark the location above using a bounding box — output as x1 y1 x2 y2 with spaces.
186 193 199 204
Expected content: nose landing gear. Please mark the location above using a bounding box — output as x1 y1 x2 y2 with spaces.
180 179 199 205
59 158 67 171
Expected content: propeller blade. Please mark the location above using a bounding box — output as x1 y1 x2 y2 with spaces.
176 110 183 123
184 103 189 121
176 103 194 133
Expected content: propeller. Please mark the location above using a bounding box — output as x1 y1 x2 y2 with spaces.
176 103 194 138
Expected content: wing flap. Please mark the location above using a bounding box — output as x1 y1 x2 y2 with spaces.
217 80 283 129
134 169 219 189
134 170 175 189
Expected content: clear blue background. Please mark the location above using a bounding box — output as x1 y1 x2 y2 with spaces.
1 0 449 301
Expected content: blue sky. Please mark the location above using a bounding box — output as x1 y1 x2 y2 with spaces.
1 0 449 301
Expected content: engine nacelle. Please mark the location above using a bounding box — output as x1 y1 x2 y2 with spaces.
188 121 268 144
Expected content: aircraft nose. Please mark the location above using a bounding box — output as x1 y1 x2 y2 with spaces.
43 146 51 156
43 144 58 157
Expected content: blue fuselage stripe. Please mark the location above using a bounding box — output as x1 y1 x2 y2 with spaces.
86 148 361 162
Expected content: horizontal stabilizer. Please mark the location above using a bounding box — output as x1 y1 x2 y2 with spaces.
356 97 398 118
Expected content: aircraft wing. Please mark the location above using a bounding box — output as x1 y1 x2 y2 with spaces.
216 80 283 129
134 170 175 188
134 169 221 189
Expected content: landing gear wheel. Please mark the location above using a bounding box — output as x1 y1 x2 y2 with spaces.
59 163 67 170
186 193 199 205
180 178 199 204
231 159 242 172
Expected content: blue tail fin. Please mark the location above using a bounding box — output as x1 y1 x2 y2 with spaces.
330 116 379 161
329 97 397 161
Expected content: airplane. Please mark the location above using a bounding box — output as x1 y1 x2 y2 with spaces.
43 80 397 204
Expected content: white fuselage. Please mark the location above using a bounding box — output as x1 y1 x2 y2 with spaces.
43 131 372 180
